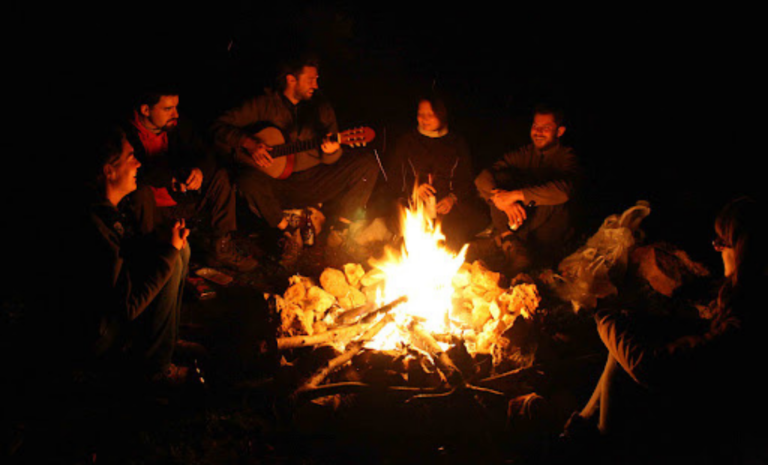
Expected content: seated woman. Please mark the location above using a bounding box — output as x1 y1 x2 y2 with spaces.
563 196 768 459
385 93 488 252
69 123 194 387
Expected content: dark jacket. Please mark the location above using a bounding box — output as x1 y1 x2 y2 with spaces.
123 117 217 199
595 282 768 442
389 129 476 202
211 88 341 173
73 189 179 360
475 142 581 245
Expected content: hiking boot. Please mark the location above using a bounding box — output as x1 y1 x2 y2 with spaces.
326 216 356 248
498 234 532 277
149 363 190 388
211 234 258 272
326 227 348 248
279 229 303 269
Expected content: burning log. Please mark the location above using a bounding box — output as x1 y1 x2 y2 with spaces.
358 295 408 323
335 302 376 326
408 322 463 385
276 321 370 350
277 296 409 351
294 312 396 395
476 364 545 395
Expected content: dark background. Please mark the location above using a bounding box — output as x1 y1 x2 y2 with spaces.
4 1 764 278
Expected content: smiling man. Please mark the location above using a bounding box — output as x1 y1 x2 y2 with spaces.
473 104 581 275
124 85 257 272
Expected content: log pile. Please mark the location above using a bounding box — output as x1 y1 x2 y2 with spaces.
272 263 385 341
266 260 545 403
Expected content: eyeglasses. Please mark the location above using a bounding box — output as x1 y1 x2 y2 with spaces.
712 236 732 252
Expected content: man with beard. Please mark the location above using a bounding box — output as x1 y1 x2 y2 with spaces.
211 55 379 266
124 86 257 272
473 104 581 276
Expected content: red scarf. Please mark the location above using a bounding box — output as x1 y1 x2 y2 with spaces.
131 111 176 207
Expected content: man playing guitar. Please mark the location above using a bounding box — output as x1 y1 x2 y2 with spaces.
212 54 379 262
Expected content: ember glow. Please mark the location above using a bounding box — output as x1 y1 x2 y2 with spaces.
366 189 469 350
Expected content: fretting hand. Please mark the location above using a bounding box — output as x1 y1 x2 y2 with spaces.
320 135 340 154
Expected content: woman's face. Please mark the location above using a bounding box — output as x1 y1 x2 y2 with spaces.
417 101 442 132
715 232 736 277
722 247 736 277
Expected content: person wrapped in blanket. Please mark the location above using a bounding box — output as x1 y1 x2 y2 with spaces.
562 196 768 461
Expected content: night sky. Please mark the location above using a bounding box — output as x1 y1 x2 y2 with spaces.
7 1 763 269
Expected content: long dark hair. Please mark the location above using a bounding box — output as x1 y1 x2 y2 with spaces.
91 124 127 188
715 196 768 314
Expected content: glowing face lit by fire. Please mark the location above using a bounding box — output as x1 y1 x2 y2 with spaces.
141 95 180 133
530 113 565 150
417 100 443 133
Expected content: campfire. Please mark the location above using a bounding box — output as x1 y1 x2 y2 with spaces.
267 188 545 401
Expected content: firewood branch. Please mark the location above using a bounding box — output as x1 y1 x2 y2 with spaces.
294 313 395 396
276 321 369 350
408 322 464 386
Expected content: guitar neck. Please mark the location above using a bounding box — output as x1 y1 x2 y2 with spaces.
271 134 338 158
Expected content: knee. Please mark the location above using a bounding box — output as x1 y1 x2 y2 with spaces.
169 244 191 283
354 151 381 179
236 169 271 197
179 243 191 268
209 167 233 188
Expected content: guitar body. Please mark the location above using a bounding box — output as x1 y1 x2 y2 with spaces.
247 124 376 179
252 126 292 179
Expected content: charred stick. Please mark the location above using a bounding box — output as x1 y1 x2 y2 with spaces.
408 323 464 385
464 384 505 397
476 364 545 394
295 381 447 401
335 302 375 325
405 387 458 403
276 296 408 350
335 295 408 327
294 314 395 395
276 321 369 350
359 295 408 324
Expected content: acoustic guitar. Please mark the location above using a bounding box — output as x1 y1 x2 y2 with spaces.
244 126 376 179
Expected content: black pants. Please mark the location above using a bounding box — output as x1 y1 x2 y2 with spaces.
130 168 238 237
91 241 190 375
128 244 189 373
237 151 380 228
480 170 573 269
